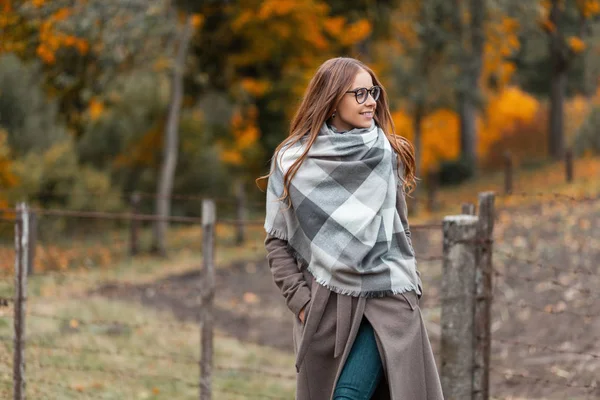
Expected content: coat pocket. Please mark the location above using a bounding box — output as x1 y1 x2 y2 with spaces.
400 290 419 311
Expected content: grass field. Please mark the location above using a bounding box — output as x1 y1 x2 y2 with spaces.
0 155 598 399
0 225 296 399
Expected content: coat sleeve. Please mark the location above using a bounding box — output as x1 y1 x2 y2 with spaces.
264 234 312 318
396 183 424 295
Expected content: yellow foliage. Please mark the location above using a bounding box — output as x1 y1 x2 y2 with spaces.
339 19 371 47
483 16 521 90
53 8 71 21
0 129 18 193
88 98 104 121
220 149 244 165
577 0 600 17
240 78 271 97
220 105 261 166
540 19 556 33
568 36 586 53
392 109 460 174
392 87 540 174
191 13 204 28
36 44 56 64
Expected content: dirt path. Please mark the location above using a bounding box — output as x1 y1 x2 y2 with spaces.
96 258 296 351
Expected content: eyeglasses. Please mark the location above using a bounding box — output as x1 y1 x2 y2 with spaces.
345 86 381 104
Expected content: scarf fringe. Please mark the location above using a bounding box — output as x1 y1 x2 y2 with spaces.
265 224 419 298
306 265 418 298
264 224 288 241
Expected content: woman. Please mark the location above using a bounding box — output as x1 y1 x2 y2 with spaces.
259 57 444 400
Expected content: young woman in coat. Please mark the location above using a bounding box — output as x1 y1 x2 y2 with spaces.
260 57 444 400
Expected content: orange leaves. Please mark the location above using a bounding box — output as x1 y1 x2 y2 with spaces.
338 19 371 47
392 87 540 174
240 78 271 97
88 98 104 121
34 5 88 64
53 7 71 21
483 16 520 90
191 13 204 29
0 130 18 190
576 0 600 17
568 36 586 53
220 106 261 167
540 19 556 33
392 108 460 174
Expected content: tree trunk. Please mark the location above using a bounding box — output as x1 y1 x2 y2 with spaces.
548 0 567 160
453 0 485 177
410 104 424 215
464 0 485 175
549 66 566 160
152 16 195 256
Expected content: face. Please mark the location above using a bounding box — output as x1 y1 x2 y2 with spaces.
331 69 378 131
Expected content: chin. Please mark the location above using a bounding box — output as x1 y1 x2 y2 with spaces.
355 121 372 129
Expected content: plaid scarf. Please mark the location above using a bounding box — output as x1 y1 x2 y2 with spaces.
264 121 419 298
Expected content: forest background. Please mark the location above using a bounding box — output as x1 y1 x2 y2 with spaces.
1 0 600 252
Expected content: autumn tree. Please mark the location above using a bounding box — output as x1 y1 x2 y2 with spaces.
544 0 600 159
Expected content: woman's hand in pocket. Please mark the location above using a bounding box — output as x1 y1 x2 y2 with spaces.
299 305 307 324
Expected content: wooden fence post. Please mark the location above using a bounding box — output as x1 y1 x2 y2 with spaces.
440 214 478 400
26 210 37 276
14 203 28 400
473 192 495 400
461 203 475 215
427 168 438 212
565 148 573 183
235 181 247 245
503 151 513 195
130 192 141 256
200 199 216 400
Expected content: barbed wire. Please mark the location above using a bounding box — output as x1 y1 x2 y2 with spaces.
494 247 597 277
496 191 599 203
0 207 204 224
490 366 598 391
492 337 600 360
416 254 443 262
497 299 599 320
9 188 267 207
493 269 593 296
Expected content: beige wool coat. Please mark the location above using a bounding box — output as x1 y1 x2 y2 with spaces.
264 182 444 400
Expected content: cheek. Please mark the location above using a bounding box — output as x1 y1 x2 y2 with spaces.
338 99 358 117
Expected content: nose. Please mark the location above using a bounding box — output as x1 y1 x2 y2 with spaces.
365 93 377 107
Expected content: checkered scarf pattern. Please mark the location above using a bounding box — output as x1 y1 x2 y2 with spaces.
264 121 419 297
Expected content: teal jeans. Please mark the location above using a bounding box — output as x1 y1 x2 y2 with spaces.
333 318 384 400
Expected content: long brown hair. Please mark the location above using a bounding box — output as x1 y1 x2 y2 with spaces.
256 57 417 203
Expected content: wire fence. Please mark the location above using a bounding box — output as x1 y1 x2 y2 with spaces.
0 189 598 399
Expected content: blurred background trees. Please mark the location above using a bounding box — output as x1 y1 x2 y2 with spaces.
1 0 600 233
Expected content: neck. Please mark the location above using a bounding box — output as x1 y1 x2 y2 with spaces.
329 118 352 133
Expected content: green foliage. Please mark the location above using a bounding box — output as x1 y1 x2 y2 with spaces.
438 157 474 186
78 70 169 169
10 139 123 211
0 54 68 156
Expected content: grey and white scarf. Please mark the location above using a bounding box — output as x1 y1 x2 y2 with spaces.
264 121 419 297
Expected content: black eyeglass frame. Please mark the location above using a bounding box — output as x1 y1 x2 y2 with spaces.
345 85 381 104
